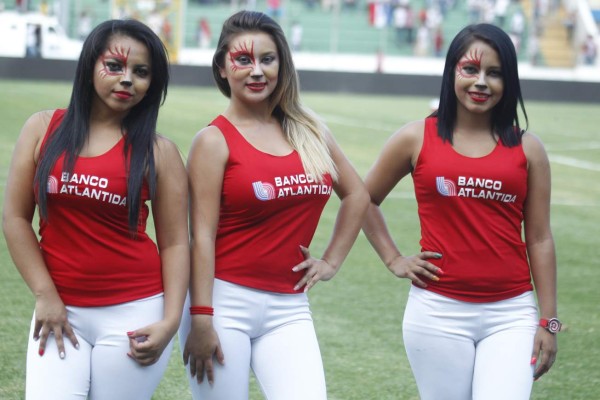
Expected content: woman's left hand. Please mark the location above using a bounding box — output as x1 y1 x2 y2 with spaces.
126 320 176 366
292 246 337 292
531 327 558 380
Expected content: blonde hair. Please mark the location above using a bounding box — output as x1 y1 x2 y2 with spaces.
213 10 338 182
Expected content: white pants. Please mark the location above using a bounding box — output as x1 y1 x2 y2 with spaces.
179 279 327 400
403 287 538 400
26 294 173 400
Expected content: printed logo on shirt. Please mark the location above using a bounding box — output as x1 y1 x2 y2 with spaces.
252 181 276 201
436 177 456 196
252 173 332 201
52 173 127 206
436 176 517 203
47 175 59 194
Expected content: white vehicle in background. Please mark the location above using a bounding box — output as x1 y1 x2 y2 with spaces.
0 11 83 60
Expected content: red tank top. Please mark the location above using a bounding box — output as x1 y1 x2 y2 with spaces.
212 115 333 293
412 117 533 302
38 109 163 307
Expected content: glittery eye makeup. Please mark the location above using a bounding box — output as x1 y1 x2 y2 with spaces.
456 48 483 80
229 41 255 72
99 46 131 79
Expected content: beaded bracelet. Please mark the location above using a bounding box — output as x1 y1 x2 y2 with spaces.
189 306 214 316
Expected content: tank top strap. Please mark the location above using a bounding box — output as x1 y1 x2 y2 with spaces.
420 116 441 154
40 108 67 151
210 115 247 152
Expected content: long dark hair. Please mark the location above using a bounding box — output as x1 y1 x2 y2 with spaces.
35 19 170 233
433 23 528 147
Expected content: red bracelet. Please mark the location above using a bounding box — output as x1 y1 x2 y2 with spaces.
189 306 214 316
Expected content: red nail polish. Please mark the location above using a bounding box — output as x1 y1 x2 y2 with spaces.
437 268 445 275
530 357 537 365
39 349 44 356
126 331 134 336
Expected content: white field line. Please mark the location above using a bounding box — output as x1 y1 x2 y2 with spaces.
320 114 398 133
547 142 600 151
548 154 600 172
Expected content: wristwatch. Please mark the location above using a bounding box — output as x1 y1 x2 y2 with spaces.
539 318 562 334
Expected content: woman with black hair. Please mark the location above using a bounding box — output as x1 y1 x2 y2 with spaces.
363 23 558 399
3 19 189 399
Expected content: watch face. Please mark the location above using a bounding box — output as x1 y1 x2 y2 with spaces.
548 318 561 333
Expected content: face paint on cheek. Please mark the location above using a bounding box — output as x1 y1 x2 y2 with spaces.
456 48 483 80
228 41 255 72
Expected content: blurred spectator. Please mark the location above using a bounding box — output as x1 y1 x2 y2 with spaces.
77 10 93 40
418 6 428 26
26 24 41 58
197 18 211 48
533 0 549 22
414 23 430 56
393 4 409 46
467 0 481 23
509 9 525 52
426 5 442 30
242 0 257 9
267 0 282 18
406 4 415 44
342 0 357 11
528 33 541 65
582 34 597 65
482 0 496 24
434 27 444 57
291 20 303 51
304 0 317 9
16 0 26 12
495 0 509 27
40 0 49 15
368 0 389 28
162 17 172 45
563 9 576 42
147 8 164 36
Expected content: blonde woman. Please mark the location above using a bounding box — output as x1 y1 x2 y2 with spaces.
178 10 369 400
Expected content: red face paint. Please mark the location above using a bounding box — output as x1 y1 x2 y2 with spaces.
456 48 483 80
98 45 131 79
228 41 255 72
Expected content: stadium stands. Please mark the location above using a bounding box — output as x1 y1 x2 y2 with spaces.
8 0 598 67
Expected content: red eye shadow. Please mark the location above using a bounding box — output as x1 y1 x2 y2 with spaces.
99 46 131 78
229 41 254 72
456 48 483 79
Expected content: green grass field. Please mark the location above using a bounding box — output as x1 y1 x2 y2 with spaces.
0 78 599 399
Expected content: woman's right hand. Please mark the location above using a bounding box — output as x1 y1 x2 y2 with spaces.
387 252 444 288
183 316 225 385
34 292 79 358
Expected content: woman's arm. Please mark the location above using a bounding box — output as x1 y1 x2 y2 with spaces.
182 126 229 385
362 120 442 287
522 132 558 380
293 129 370 291
2 110 79 358
127 135 190 366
